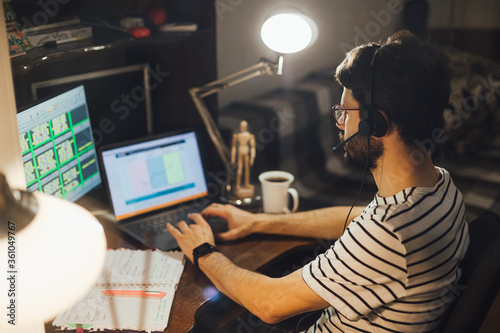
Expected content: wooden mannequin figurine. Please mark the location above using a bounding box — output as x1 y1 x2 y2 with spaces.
231 120 256 198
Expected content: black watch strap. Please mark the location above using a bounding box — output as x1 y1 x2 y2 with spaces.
193 242 219 268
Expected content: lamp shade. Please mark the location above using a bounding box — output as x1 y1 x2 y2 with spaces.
260 13 318 54
0 191 107 330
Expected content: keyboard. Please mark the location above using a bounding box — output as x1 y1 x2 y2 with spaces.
123 204 228 240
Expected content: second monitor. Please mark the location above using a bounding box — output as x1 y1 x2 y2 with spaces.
17 85 101 202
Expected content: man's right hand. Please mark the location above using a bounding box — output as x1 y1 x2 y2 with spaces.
202 203 257 241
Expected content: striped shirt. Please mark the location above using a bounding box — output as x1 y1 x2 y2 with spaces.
302 167 469 332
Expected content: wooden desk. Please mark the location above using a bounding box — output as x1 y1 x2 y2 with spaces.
44 190 321 333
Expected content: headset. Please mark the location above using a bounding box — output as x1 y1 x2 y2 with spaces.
332 45 388 153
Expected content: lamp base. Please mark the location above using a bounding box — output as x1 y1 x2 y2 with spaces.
222 183 262 210
234 184 255 199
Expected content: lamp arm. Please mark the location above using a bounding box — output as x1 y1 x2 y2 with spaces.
198 69 272 99
189 57 281 173
195 58 279 97
189 87 231 168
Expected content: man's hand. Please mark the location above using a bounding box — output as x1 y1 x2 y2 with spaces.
201 203 257 241
166 213 215 263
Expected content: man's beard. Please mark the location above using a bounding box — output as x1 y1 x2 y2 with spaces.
339 132 384 170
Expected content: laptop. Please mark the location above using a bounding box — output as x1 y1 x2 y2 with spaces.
98 128 227 250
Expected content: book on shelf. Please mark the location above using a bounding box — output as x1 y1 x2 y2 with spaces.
23 17 81 34
3 0 32 57
53 249 185 332
25 24 92 47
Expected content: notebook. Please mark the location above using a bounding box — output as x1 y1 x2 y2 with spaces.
98 129 227 250
53 248 185 332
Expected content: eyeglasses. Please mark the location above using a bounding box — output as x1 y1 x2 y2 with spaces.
332 104 360 126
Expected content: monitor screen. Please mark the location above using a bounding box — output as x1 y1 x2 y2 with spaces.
100 131 208 220
17 85 101 202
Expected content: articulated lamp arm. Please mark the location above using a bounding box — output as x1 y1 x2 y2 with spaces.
189 57 282 170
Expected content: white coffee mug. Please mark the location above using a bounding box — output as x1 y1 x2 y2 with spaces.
259 170 299 214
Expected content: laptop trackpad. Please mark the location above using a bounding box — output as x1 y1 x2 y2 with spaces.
153 232 180 251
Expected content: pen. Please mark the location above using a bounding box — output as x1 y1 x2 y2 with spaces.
66 323 92 332
101 290 166 298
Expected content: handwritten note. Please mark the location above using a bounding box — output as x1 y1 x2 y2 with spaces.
95 250 185 286
53 249 185 332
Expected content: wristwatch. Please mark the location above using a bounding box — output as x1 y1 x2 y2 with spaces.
193 242 219 268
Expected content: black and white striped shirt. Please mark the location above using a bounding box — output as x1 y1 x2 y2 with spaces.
302 167 469 332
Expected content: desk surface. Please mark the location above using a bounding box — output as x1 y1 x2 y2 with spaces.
45 189 321 333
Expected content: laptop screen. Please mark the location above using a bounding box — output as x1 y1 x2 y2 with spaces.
16 85 101 202
100 131 208 220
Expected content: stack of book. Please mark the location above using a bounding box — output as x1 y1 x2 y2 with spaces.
23 17 92 47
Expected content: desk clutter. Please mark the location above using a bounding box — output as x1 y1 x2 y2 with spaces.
53 249 185 332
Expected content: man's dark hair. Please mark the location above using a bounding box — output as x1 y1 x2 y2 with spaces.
335 30 450 147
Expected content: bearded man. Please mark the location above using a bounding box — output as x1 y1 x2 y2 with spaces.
167 30 469 332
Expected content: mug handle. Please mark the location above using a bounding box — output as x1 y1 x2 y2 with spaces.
283 188 299 213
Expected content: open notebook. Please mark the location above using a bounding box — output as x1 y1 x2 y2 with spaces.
53 249 185 332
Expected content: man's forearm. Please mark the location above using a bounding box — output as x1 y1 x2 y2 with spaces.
251 206 365 240
198 251 327 324
200 252 269 311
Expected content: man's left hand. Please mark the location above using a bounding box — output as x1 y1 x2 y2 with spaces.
166 213 216 263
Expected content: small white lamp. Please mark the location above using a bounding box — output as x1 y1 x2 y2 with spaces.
189 9 317 172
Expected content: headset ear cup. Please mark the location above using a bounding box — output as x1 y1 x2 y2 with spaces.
358 111 387 138
358 120 372 137
372 110 388 137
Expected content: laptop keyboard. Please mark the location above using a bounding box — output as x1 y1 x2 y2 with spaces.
123 203 228 239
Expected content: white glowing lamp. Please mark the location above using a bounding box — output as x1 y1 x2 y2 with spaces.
0 175 107 332
261 13 318 54
190 10 317 174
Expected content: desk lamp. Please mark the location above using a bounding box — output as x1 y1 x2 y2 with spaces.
0 5 107 332
189 9 317 197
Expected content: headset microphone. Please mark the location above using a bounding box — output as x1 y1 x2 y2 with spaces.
332 116 373 153
332 131 359 153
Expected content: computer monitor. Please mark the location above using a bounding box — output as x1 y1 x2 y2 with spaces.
17 85 101 202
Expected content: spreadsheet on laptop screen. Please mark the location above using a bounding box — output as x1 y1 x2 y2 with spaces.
100 131 208 220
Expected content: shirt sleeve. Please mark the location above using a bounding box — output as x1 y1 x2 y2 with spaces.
302 217 408 321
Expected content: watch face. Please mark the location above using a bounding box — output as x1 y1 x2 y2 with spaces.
195 243 213 255
193 243 218 267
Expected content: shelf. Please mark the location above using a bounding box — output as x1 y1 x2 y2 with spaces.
11 29 211 76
